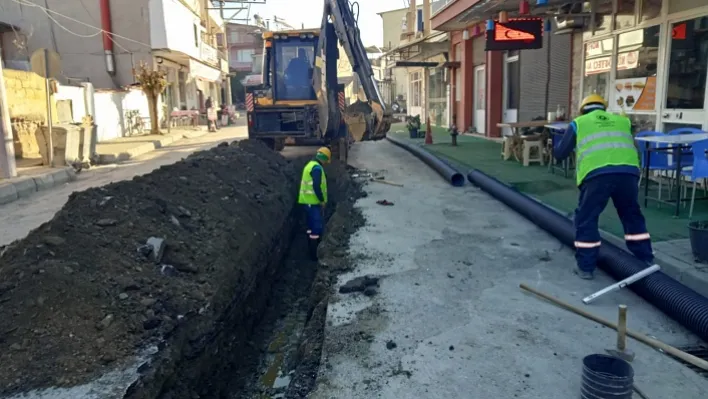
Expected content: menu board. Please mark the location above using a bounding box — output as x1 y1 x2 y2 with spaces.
611 76 656 112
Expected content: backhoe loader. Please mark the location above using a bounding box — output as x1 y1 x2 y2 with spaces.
244 0 392 161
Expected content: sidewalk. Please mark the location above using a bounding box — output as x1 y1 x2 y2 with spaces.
390 123 708 298
0 158 77 205
95 127 208 164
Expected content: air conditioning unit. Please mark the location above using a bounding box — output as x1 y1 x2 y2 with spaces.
552 2 589 35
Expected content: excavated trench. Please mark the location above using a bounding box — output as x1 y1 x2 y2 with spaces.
0 141 362 399
146 156 365 399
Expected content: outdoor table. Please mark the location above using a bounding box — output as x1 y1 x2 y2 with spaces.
635 132 708 217
497 120 551 137
545 123 574 178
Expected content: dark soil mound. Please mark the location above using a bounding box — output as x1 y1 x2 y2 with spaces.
0 139 297 396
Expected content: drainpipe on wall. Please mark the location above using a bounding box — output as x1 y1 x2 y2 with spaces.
100 0 116 76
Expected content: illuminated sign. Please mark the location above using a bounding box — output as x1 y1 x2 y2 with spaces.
485 18 543 51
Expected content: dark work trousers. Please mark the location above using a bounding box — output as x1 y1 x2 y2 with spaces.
303 204 324 260
574 173 654 272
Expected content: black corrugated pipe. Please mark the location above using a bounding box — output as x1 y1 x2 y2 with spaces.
387 135 464 187
467 169 708 342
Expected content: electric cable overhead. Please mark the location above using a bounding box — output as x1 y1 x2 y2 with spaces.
8 0 152 51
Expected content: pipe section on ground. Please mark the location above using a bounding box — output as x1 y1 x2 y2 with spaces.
467 169 708 342
387 135 464 187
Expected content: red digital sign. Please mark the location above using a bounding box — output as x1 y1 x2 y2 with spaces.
485 17 544 51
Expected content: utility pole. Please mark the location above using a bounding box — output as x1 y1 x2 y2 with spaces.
0 54 17 178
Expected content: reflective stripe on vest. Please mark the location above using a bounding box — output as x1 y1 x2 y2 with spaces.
298 160 328 205
574 111 639 186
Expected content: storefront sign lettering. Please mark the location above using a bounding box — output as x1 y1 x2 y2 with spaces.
584 51 638 75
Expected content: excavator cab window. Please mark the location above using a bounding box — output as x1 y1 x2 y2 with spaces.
273 36 318 101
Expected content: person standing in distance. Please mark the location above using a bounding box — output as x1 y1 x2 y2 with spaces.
298 147 331 260
554 94 654 280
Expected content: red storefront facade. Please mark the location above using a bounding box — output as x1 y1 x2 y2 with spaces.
431 0 575 139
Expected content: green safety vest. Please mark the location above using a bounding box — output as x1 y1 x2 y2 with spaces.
298 160 328 205
574 110 639 186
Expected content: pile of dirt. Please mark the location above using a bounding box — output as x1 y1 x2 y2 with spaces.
0 140 298 396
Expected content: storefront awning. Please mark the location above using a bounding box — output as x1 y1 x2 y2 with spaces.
189 59 222 83
383 31 449 63
432 0 573 31
394 61 460 68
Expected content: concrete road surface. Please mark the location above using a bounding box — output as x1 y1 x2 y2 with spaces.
310 140 708 398
0 125 249 247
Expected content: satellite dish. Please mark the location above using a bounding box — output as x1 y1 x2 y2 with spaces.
30 48 61 78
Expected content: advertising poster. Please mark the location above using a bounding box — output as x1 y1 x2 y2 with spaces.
611 76 657 112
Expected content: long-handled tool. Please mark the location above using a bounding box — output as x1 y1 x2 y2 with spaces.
370 178 403 187
520 283 708 371
606 304 635 362
582 264 661 304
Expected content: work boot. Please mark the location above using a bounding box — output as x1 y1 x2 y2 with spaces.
573 266 594 280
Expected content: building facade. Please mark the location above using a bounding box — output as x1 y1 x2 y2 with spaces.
432 0 573 137
226 23 262 73
381 0 452 127
0 0 230 112
432 0 708 136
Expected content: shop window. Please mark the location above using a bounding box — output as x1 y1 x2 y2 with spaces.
615 0 637 30
611 26 660 112
428 68 448 127
583 39 613 101
665 17 708 110
410 71 422 107
589 0 614 38
627 113 656 134
639 0 661 23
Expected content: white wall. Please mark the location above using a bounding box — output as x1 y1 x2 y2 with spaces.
149 0 202 60
55 85 88 123
94 88 165 142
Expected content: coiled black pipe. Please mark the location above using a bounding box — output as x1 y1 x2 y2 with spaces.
467 169 708 342
387 135 464 187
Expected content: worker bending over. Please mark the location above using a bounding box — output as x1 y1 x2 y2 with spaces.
554 94 653 280
298 147 331 260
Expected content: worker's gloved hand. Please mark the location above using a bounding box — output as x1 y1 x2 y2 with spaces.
320 202 326 214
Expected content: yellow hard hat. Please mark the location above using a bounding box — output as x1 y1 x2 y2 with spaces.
316 147 331 163
580 94 608 112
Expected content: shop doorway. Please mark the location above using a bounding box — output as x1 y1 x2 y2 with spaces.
502 51 520 136
660 15 708 131
474 65 486 134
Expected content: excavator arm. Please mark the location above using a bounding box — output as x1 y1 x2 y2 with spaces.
313 0 392 142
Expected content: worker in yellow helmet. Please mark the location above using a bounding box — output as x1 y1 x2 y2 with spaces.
298 146 331 260
553 94 653 280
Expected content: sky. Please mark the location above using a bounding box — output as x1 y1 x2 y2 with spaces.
228 0 409 47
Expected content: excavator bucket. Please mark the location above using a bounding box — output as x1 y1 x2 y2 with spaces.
343 87 390 142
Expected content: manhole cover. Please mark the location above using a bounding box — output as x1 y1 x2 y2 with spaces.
669 345 708 378
511 180 566 195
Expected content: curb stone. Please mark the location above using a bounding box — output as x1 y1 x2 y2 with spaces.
97 129 209 164
0 167 76 206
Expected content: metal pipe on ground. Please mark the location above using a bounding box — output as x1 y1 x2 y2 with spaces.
467 169 708 342
386 135 464 187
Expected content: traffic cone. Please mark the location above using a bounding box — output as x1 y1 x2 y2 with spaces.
424 117 433 145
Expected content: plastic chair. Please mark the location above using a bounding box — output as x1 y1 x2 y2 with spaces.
667 127 705 166
636 131 673 198
681 139 708 218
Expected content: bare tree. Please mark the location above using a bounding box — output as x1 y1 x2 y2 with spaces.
133 62 167 134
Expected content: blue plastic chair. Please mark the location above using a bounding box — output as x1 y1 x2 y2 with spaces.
667 127 705 166
636 131 673 197
681 139 708 218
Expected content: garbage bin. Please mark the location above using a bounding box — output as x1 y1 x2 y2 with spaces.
37 124 81 167
79 121 97 165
